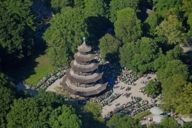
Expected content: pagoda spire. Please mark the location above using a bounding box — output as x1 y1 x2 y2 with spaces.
83 37 86 44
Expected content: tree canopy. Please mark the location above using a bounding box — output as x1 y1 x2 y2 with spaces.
49 105 82 128
43 7 87 67
51 0 73 13
120 37 161 74
144 80 161 97
84 0 106 17
99 34 121 61
107 114 142 128
153 0 181 17
109 0 139 22
6 91 80 128
0 73 15 128
144 11 161 35
0 0 34 66
160 117 180 128
156 14 186 44
114 7 142 43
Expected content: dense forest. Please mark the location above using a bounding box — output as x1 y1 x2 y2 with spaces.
0 0 192 128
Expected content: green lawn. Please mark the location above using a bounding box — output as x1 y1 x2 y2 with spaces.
6 52 55 86
24 53 54 86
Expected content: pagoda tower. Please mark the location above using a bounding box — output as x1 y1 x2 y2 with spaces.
61 38 107 97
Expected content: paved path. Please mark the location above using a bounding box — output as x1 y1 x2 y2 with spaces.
102 73 156 117
46 77 63 92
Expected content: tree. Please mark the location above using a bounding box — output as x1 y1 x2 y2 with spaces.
175 84 192 114
144 80 161 97
160 117 180 128
182 0 192 16
6 91 65 128
183 122 192 128
114 7 142 44
99 34 121 61
51 0 73 13
157 60 189 83
0 73 15 128
148 123 163 128
153 0 181 17
154 45 182 70
156 14 187 44
84 0 106 17
49 105 82 128
144 12 161 35
43 7 88 67
120 37 161 74
7 98 52 128
109 0 139 22
107 114 142 128
0 0 34 66
84 101 103 122
74 0 84 7
187 13 192 35
157 60 189 111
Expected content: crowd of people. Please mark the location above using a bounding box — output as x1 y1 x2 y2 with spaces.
34 70 66 89
116 68 137 85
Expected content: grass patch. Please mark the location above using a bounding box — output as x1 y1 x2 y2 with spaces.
6 52 55 86
133 110 151 120
24 53 54 86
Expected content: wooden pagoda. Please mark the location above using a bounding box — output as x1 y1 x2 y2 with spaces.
61 38 107 97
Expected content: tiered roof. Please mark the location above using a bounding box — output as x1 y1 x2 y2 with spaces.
61 38 107 97
77 42 92 53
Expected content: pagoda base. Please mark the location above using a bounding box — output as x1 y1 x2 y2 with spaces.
61 76 107 97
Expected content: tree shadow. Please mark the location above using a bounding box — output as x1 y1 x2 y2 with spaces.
4 0 52 83
99 61 122 89
137 0 153 22
85 16 113 49
80 112 107 128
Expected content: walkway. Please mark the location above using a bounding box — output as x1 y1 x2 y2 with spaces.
102 73 156 117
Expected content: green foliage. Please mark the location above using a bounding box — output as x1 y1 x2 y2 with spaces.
144 12 161 35
99 34 121 61
157 60 188 83
120 37 161 74
84 0 106 17
114 7 142 43
157 60 189 111
160 117 180 128
148 123 163 128
109 0 139 22
6 91 65 128
154 45 182 70
175 84 192 114
74 0 84 7
7 98 52 128
43 7 88 68
144 80 161 97
153 0 181 16
107 114 142 128
0 0 34 65
156 14 187 44
183 122 192 128
0 73 15 128
51 0 73 13
182 0 192 16
49 105 82 128
187 13 192 35
84 101 103 122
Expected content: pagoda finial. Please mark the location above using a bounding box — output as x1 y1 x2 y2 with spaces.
83 37 86 44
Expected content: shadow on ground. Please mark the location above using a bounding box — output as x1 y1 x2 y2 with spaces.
4 0 52 83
